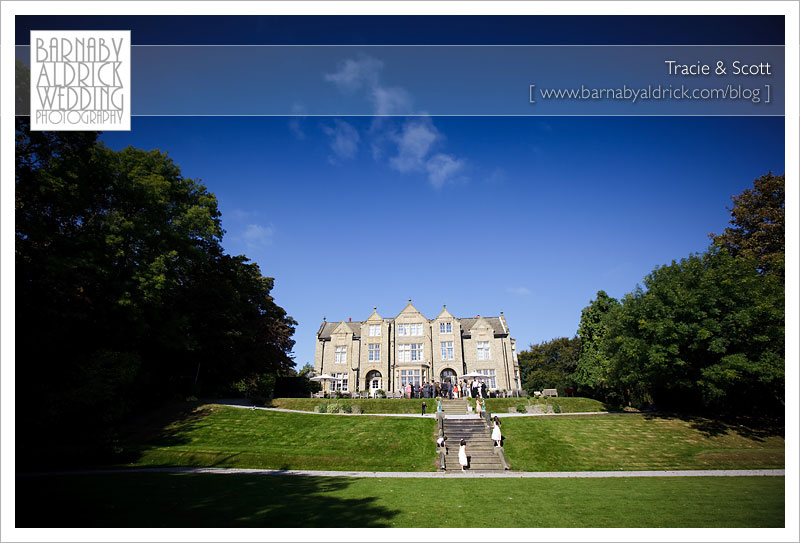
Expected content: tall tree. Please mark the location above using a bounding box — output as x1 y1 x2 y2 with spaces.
573 291 620 398
518 336 580 395
602 249 783 414
710 172 784 275
16 119 296 464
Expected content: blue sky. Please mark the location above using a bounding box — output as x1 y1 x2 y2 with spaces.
30 13 781 367
100 113 784 367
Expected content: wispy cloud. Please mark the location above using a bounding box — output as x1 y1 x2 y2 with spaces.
506 287 532 296
323 119 360 160
322 55 469 189
426 153 465 189
288 103 307 140
324 55 383 93
389 117 440 173
242 223 275 249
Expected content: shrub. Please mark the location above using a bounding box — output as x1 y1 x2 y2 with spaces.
375 389 386 399
232 373 276 406
516 404 527 413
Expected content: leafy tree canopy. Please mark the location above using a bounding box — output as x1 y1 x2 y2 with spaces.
16 119 296 465
710 172 784 275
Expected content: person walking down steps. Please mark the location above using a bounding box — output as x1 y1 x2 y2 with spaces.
458 439 468 471
491 416 502 447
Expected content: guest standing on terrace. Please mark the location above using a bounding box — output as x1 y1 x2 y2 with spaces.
458 439 468 471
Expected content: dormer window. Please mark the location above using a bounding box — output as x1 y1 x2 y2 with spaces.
439 321 452 334
369 324 381 336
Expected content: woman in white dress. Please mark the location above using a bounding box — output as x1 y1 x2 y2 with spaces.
491 418 502 447
458 439 468 471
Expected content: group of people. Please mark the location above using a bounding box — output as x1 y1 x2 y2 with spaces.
404 379 489 400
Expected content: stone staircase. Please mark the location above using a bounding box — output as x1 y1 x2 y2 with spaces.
440 416 506 472
441 398 469 415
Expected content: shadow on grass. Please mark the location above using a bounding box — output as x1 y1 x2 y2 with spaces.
17 472 399 528
642 411 784 441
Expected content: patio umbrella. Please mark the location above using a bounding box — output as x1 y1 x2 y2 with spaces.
462 371 487 379
310 374 341 393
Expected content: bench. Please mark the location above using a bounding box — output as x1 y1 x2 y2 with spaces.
542 388 559 397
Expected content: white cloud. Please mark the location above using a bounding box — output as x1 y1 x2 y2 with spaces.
323 119 360 160
323 57 474 190
389 117 441 173
242 223 275 248
371 86 413 115
426 153 465 189
506 287 532 296
324 55 383 93
288 118 306 140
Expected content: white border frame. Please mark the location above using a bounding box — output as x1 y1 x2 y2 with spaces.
2 2 798 543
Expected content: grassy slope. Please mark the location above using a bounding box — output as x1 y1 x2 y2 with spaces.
269 396 607 414
121 404 437 471
502 414 785 471
116 404 784 472
16 473 784 528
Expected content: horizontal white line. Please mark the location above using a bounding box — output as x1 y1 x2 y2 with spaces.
15 114 786 118
14 44 784 47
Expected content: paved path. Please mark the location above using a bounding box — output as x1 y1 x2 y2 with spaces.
19 467 784 479
218 402 611 419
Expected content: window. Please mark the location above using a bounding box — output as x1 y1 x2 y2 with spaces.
335 345 347 363
477 341 491 360
369 324 381 336
368 343 380 362
477 369 496 389
333 372 348 392
398 343 423 362
440 341 454 360
397 323 423 336
439 321 452 334
400 369 421 387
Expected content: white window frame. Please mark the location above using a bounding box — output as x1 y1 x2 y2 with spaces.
477 341 491 360
397 323 423 336
398 343 410 362
368 343 380 362
335 345 347 364
369 324 381 336
411 343 423 361
440 341 454 360
400 369 421 387
334 372 348 392
440 321 452 334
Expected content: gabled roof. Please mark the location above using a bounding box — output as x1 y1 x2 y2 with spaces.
459 317 507 336
435 305 455 320
318 320 362 339
396 299 424 319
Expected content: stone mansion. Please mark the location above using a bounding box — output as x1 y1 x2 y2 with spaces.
313 301 521 395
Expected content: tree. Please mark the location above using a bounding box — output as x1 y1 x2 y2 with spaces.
573 291 620 399
16 119 296 464
710 172 784 275
602 248 783 414
518 336 580 395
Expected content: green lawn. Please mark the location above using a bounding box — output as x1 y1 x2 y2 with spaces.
114 404 784 473
502 414 784 471
16 473 784 527
119 404 437 471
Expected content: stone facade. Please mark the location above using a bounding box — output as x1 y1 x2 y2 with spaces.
313 301 521 395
